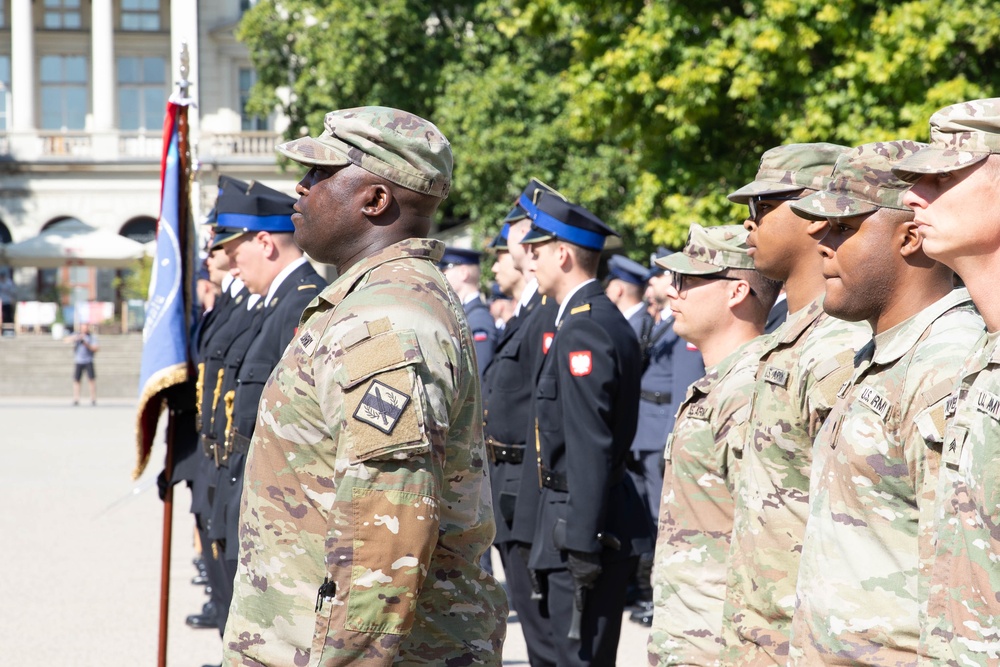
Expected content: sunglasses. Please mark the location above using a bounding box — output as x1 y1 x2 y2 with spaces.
671 271 756 296
747 195 801 222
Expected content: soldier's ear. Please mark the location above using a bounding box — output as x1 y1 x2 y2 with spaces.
898 219 923 258
361 183 392 218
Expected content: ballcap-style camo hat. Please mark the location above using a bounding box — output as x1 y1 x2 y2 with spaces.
892 98 1000 181
791 141 927 220
276 106 453 198
655 224 755 275
728 143 850 203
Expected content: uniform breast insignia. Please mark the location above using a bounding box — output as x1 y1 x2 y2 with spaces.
974 388 1000 421
762 365 789 387
353 379 411 434
686 403 712 421
569 350 592 376
542 332 555 355
945 395 958 419
858 386 890 420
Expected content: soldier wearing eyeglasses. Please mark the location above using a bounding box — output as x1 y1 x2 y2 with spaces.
721 143 870 665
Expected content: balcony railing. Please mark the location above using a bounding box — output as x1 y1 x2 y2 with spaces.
0 130 282 163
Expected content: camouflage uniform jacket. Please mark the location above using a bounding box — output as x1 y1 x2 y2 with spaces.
647 336 765 667
223 238 508 667
722 297 869 665
789 289 983 666
922 328 1000 666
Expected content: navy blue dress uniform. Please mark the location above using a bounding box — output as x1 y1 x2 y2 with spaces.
606 254 654 341
439 246 497 376
205 180 327 635
482 187 562 667
520 194 652 667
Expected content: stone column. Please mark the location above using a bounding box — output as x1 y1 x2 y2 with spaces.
90 0 117 159
10 0 35 132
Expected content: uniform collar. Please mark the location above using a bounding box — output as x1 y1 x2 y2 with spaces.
622 302 646 321
264 256 308 307
688 336 761 399
555 278 597 326
767 296 824 348
317 238 444 306
870 288 973 365
516 279 538 316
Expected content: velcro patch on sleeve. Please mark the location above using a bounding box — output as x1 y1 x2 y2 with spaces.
341 329 422 389
345 367 427 462
569 350 592 376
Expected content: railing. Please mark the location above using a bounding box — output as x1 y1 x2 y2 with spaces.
118 131 163 159
199 131 281 159
39 132 93 157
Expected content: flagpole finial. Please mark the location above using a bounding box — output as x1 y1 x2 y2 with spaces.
178 41 191 98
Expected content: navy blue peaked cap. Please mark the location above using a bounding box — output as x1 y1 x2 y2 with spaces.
520 193 618 251
607 254 650 286
489 223 510 250
212 179 296 247
439 247 482 268
503 178 566 224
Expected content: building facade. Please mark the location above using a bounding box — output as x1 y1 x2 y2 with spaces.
0 0 299 303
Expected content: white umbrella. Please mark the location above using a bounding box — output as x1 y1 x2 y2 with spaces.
0 219 147 269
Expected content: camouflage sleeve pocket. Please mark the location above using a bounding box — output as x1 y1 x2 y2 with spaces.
345 487 439 634
339 329 431 463
914 380 955 449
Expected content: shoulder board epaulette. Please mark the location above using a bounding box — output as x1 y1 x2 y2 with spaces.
298 284 317 291
570 304 591 315
541 296 548 305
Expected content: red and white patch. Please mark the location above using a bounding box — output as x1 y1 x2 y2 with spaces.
473 330 489 342
542 332 555 355
569 350 593 376
686 342 699 351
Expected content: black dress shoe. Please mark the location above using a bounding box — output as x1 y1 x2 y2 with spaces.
191 573 209 585
186 600 218 629
629 608 654 626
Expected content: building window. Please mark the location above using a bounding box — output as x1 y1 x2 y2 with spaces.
43 0 82 29
240 0 255 14
121 0 160 31
239 68 267 131
40 55 87 130
118 56 166 130
0 56 9 131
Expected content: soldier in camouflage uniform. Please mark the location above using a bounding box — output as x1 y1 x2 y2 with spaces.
786 141 985 665
894 98 1000 666
646 225 781 666
223 107 507 667
723 143 871 665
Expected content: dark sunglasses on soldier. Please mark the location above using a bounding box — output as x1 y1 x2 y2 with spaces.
748 195 801 222
671 271 756 296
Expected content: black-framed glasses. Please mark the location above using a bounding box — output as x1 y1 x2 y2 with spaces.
671 271 756 296
748 195 801 222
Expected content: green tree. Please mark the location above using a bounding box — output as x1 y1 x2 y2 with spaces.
239 0 1000 258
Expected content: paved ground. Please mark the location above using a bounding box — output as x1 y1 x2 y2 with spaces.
0 397 650 666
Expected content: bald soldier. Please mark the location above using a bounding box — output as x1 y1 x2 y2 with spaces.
787 141 984 664
223 107 507 666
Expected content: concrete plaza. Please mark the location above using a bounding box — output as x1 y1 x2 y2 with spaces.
0 397 649 666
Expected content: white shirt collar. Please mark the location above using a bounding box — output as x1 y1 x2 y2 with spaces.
622 302 645 322
515 279 539 317
555 278 597 327
264 257 308 307
245 293 262 311
462 292 481 307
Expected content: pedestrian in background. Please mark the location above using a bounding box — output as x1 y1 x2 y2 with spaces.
69 321 98 406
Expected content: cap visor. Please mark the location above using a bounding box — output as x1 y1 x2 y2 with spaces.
655 253 723 275
211 229 246 250
891 147 990 182
520 227 555 245
276 136 354 168
503 205 529 224
727 180 805 204
790 191 879 221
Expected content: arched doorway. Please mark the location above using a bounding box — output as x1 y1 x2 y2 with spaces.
120 216 157 244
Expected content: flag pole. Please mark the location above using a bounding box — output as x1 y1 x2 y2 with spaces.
157 41 193 667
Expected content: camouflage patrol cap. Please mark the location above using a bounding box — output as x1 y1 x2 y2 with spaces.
728 143 850 204
276 106 453 198
792 141 927 220
892 98 1000 182
655 224 755 275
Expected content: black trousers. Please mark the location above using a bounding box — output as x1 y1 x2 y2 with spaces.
499 541 558 667
197 519 228 638
543 556 637 667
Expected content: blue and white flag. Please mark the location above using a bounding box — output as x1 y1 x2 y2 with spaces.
134 97 196 479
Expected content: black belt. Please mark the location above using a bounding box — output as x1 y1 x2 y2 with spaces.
217 431 252 467
201 434 218 459
540 464 626 493
487 439 525 464
640 390 673 405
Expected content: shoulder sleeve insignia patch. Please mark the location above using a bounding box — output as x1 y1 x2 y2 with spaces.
353 379 411 434
543 332 555 355
473 330 490 342
686 342 699 351
569 350 592 376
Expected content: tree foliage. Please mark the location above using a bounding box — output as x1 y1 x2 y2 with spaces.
239 0 1000 258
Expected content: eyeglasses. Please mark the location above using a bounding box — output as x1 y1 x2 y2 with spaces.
748 195 801 222
671 271 756 296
